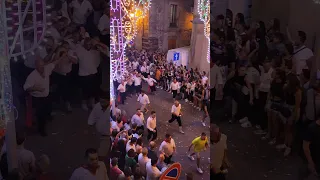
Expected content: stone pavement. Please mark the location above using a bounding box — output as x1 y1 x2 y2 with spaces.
118 85 211 180
22 83 304 180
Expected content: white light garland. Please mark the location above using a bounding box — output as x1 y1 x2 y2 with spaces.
110 0 151 99
0 0 50 127
197 0 210 63
5 0 49 60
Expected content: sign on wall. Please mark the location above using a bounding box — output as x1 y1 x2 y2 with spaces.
173 52 180 61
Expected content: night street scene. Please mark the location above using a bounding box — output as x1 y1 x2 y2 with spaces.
109 0 210 179
0 0 319 179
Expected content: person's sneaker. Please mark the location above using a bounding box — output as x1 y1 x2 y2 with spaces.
239 117 249 124
185 99 188 103
268 138 276 145
255 125 261 129
276 144 287 150
202 122 206 127
188 155 195 161
241 121 252 128
197 168 203 174
81 103 88 111
284 147 291 156
254 130 267 135
179 130 185 134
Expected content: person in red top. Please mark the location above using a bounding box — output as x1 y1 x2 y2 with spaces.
110 157 124 180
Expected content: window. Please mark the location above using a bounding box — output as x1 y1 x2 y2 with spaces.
170 4 178 27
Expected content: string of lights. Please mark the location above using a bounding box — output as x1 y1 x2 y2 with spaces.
0 0 50 127
197 0 210 63
110 0 151 99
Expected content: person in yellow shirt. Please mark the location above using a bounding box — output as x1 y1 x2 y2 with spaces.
187 132 209 174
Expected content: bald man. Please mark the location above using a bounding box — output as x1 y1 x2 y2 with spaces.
168 100 184 134
24 47 65 136
210 124 229 180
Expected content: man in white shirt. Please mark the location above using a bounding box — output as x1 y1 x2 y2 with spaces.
23 47 65 136
146 158 162 180
74 38 99 110
70 148 108 180
168 101 184 134
170 79 179 99
117 80 127 104
134 73 142 95
137 91 150 113
98 7 109 45
210 63 224 101
53 41 78 112
132 60 139 70
88 94 110 159
201 71 209 85
211 124 229 179
126 137 137 152
286 29 314 75
159 134 176 164
131 109 145 132
138 147 151 177
68 0 93 25
141 64 147 77
147 111 157 141
46 21 62 44
254 60 274 135
143 75 157 94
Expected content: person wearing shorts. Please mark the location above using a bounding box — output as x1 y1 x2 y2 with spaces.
187 132 209 174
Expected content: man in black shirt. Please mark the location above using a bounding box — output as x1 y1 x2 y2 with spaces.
303 117 320 177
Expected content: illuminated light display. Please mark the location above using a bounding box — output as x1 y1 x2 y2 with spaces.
197 0 210 63
0 0 50 127
110 0 151 99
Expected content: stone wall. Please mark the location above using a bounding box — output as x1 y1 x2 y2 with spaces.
135 0 193 52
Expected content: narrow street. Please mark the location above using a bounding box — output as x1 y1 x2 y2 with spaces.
23 84 303 180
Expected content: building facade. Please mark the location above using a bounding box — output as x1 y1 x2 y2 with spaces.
134 0 194 52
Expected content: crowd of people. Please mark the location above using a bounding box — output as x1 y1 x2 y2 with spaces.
0 0 109 179
211 9 319 179
107 48 211 179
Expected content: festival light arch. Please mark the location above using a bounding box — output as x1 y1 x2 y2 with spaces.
110 0 151 99
197 0 210 63
0 0 51 129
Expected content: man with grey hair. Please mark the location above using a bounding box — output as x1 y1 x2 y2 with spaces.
147 141 158 161
210 124 229 180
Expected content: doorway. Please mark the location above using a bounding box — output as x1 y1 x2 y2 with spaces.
168 39 176 50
